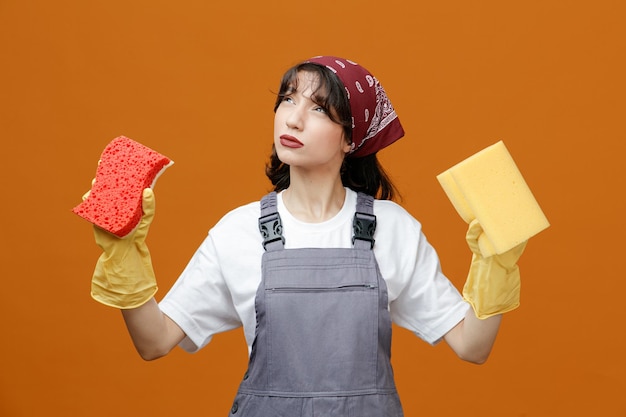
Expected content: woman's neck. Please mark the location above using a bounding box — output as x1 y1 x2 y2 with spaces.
282 171 346 223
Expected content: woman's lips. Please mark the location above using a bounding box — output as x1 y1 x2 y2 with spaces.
280 134 304 148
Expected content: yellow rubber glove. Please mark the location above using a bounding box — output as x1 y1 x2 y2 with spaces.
463 219 527 319
89 188 158 309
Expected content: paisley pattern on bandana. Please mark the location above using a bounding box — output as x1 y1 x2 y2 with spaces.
306 56 405 158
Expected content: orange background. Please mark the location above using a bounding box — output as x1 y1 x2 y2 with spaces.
1 1 624 416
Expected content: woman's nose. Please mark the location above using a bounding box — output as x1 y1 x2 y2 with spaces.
285 106 304 130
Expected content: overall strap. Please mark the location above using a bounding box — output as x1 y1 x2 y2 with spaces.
258 192 285 251
353 192 376 250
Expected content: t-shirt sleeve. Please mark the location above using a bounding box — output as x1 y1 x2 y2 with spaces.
391 231 469 345
159 233 242 353
376 203 469 345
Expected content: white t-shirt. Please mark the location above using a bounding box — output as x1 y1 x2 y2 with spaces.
159 189 469 354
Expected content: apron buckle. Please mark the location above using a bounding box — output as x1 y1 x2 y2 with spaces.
352 212 377 249
259 212 285 250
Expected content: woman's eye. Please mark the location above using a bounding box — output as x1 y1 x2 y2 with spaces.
282 96 294 104
314 106 327 114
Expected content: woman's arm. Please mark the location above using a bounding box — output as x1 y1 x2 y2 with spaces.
443 311 502 364
443 220 527 364
121 298 186 361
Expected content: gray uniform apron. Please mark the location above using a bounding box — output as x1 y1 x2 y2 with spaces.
229 192 403 417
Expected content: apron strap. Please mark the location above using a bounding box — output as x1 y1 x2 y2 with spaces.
259 192 285 251
259 191 376 251
353 192 376 250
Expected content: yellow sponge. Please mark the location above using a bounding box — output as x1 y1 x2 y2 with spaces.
437 141 549 257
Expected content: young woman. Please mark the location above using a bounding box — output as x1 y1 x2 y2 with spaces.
88 56 526 416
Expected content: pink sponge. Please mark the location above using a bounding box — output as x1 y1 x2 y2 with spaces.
72 136 173 237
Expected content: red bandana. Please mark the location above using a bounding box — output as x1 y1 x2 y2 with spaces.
306 56 405 158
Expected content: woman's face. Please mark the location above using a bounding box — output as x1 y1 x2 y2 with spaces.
274 71 351 173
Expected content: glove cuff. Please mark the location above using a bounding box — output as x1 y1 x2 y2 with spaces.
91 252 158 309
91 282 158 309
463 254 521 319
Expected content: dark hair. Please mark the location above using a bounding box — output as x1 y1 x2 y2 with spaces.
265 62 399 201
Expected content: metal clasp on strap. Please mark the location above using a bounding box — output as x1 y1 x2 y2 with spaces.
258 212 285 250
352 212 376 249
